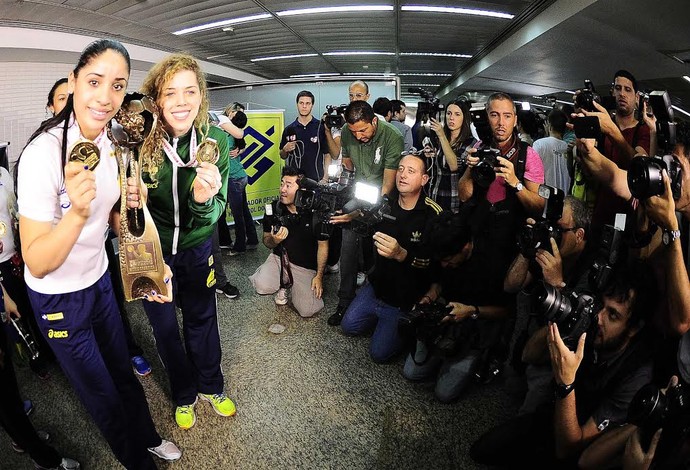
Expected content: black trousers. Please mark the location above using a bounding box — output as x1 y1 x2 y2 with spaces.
470 408 578 469
0 326 61 468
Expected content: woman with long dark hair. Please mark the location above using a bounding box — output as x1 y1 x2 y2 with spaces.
425 99 476 212
16 39 180 469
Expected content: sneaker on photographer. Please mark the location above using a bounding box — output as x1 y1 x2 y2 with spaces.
274 288 288 305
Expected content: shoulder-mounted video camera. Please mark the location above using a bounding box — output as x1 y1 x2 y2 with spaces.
325 104 347 129
349 182 396 237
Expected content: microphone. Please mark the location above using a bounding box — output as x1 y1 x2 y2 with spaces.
285 126 297 142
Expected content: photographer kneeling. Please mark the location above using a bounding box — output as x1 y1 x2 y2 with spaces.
249 166 328 317
401 210 514 402
471 266 656 468
337 154 442 363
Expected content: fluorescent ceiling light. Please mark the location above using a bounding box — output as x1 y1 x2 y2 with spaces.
400 52 471 58
173 13 271 35
343 72 395 76
251 53 318 62
564 90 576 95
206 53 229 60
673 105 690 118
405 83 439 87
683 76 690 84
324 51 396 56
401 5 514 19
277 5 394 17
398 73 452 77
290 73 341 78
556 100 573 105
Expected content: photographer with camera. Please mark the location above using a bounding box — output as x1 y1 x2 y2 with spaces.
401 209 514 402
322 80 371 162
249 166 328 318
280 91 331 182
390 99 414 152
575 71 652 233
471 266 656 467
458 92 545 277
327 100 404 326
339 154 442 362
575 121 690 338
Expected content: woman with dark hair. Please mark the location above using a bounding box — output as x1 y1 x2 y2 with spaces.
139 53 236 430
46 78 68 117
16 39 180 469
425 100 476 212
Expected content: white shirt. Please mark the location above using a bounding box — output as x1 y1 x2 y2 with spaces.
0 167 17 263
17 116 120 294
532 136 571 193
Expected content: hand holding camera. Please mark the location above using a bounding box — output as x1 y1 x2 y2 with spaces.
443 302 474 322
535 238 565 288
271 226 289 244
495 156 518 187
642 169 679 232
547 322 586 386
373 231 406 262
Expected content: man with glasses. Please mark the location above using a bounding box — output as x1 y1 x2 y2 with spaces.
504 195 595 413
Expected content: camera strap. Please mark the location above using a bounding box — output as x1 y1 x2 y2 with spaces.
278 246 294 289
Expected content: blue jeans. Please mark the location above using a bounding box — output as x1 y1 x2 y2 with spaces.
227 176 258 252
341 283 403 363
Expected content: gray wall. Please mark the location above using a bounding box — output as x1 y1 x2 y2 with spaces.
209 78 399 116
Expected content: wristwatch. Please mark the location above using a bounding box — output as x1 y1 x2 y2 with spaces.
471 305 479 320
554 381 575 399
662 228 681 246
513 181 524 192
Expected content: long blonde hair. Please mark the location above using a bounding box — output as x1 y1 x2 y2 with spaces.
140 53 211 177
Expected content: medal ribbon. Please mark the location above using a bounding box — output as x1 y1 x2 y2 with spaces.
161 130 198 168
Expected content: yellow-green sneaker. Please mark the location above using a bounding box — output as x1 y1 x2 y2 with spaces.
199 393 236 417
175 399 197 429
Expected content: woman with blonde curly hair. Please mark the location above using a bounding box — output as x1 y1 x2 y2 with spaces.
139 53 236 429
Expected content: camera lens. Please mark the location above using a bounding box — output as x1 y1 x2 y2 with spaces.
472 162 496 188
628 157 665 199
628 383 667 429
531 282 573 325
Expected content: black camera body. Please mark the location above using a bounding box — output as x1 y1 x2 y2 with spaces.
628 380 690 461
325 104 347 129
398 302 463 357
531 281 596 350
588 223 625 293
575 79 601 112
264 201 300 235
627 154 682 200
350 194 397 237
294 170 356 239
471 148 501 189
518 185 565 259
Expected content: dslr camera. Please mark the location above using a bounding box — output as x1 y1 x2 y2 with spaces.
349 182 396 237
627 154 682 200
628 380 690 461
468 108 503 188
294 167 356 239
588 220 625 293
575 79 601 112
398 302 466 357
517 185 565 259
325 104 347 129
530 281 596 350
264 201 300 235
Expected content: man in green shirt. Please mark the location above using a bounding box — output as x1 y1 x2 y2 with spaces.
328 100 404 326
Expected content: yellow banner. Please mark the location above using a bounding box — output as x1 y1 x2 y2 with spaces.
225 111 283 222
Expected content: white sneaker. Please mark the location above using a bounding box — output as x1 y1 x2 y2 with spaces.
274 288 289 305
356 272 366 287
147 439 182 461
326 262 340 274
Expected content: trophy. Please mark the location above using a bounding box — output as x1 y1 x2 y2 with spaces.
109 92 167 301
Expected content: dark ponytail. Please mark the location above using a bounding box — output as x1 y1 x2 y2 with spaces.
16 39 130 186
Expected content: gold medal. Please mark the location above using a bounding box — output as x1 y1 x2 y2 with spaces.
69 141 100 171
196 138 219 165
0 222 7 237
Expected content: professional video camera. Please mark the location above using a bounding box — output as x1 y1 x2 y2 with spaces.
264 201 300 234
530 281 596 350
324 104 347 129
349 182 397 237
588 218 625 293
517 185 565 259
293 166 356 239
398 302 469 357
409 87 443 122
628 380 690 462
574 79 601 112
